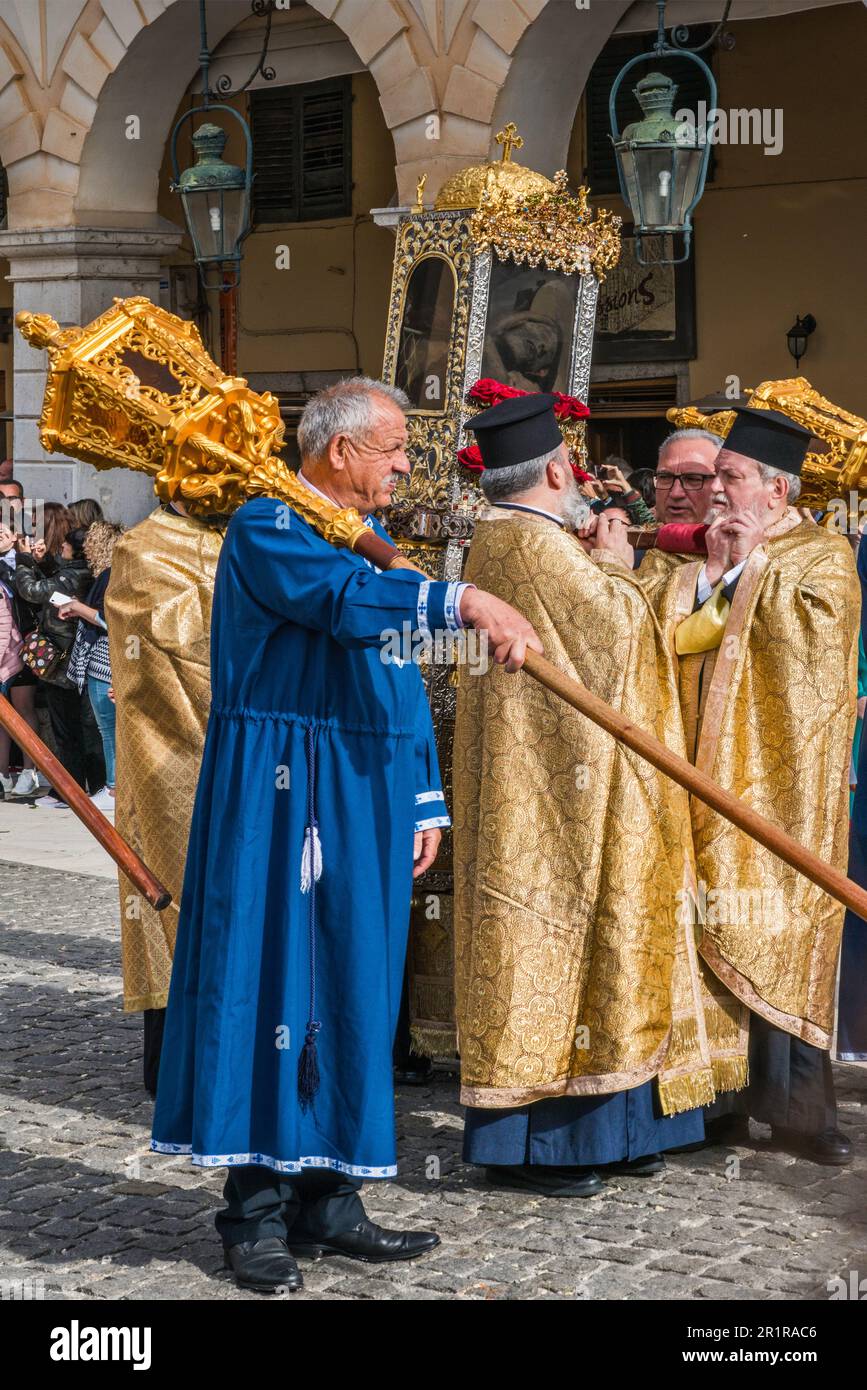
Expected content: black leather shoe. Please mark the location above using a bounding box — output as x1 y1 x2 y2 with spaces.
393 1062 433 1086
224 1237 303 1292
289 1218 440 1264
605 1153 666 1176
771 1125 853 1166
484 1164 603 1197
705 1115 751 1145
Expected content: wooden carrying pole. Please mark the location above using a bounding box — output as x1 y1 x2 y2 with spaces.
521 650 867 922
346 519 867 922
0 692 171 911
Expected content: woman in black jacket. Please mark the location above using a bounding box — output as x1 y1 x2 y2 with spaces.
14 503 106 800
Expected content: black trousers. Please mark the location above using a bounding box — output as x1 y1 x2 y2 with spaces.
43 681 106 793
215 1165 366 1249
706 1015 837 1134
143 1008 165 1096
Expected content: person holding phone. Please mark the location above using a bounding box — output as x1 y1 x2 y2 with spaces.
13 506 105 803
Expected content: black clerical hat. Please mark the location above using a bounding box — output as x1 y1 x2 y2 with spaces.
465 393 563 470
723 405 812 476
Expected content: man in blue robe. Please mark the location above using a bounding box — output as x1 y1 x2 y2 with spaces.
152 377 539 1292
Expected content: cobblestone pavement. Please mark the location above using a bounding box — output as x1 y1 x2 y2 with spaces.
1 861 866 1302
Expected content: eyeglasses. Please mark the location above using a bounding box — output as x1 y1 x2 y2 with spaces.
654 471 715 492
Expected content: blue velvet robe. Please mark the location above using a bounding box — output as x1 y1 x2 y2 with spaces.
463 1083 703 1167
152 496 457 1177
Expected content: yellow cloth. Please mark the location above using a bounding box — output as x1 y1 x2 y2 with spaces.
453 510 714 1115
105 507 223 1011
649 511 859 1057
675 582 730 655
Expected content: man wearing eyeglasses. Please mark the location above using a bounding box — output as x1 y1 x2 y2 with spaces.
637 429 723 604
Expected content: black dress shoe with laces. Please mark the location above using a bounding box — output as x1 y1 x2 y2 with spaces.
771 1125 853 1166
288 1218 440 1264
224 1237 303 1292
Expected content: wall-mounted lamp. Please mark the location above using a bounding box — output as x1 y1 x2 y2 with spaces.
786 314 816 369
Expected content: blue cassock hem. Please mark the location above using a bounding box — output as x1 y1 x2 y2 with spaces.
150 1141 396 1178
462 1080 704 1166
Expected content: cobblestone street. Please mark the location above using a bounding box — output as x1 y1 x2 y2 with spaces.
1 857 866 1303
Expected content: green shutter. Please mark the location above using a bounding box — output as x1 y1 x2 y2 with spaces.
251 77 352 225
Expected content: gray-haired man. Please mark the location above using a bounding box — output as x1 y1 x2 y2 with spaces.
637 428 723 604
151 376 541 1293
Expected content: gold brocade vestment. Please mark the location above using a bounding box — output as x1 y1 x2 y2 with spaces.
647 512 859 1073
453 509 714 1114
105 507 222 1011
636 547 692 608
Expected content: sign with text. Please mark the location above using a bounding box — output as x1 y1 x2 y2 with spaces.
594 231 696 363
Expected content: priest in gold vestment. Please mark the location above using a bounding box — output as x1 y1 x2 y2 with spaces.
106 502 223 1094
648 406 859 1166
453 395 714 1198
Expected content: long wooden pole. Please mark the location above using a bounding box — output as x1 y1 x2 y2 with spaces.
0 692 171 911
521 651 867 921
341 520 867 922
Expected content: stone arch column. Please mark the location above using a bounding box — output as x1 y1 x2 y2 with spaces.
489 0 632 178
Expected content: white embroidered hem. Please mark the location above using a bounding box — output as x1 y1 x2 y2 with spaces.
150 1140 396 1178
414 814 451 832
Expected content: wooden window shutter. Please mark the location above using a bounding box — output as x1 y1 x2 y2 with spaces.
251 76 352 225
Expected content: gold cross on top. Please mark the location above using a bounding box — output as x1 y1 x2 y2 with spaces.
495 123 523 163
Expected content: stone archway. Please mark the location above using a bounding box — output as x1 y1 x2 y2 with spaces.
490 0 632 178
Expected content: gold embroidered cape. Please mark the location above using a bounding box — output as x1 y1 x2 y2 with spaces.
648 512 859 1068
636 547 692 608
453 510 715 1114
105 507 223 1011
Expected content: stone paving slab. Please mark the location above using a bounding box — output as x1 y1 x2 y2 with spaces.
1 861 866 1302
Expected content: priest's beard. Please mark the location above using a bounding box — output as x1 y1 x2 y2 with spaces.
562 477 592 532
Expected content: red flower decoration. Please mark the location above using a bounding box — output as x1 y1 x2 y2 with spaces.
467 378 525 407
467 377 590 421
551 391 591 421
457 444 484 472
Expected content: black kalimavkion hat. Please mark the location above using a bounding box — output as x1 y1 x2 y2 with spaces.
723 405 812 476
465 392 563 470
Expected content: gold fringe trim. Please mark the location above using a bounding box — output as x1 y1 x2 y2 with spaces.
412 981 454 1022
409 1024 457 1059
712 1055 749 1095
663 1014 700 1069
657 1067 716 1116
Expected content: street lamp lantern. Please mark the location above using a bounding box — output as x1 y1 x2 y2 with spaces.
171 118 252 289
609 0 731 265
786 314 817 368
169 0 277 290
